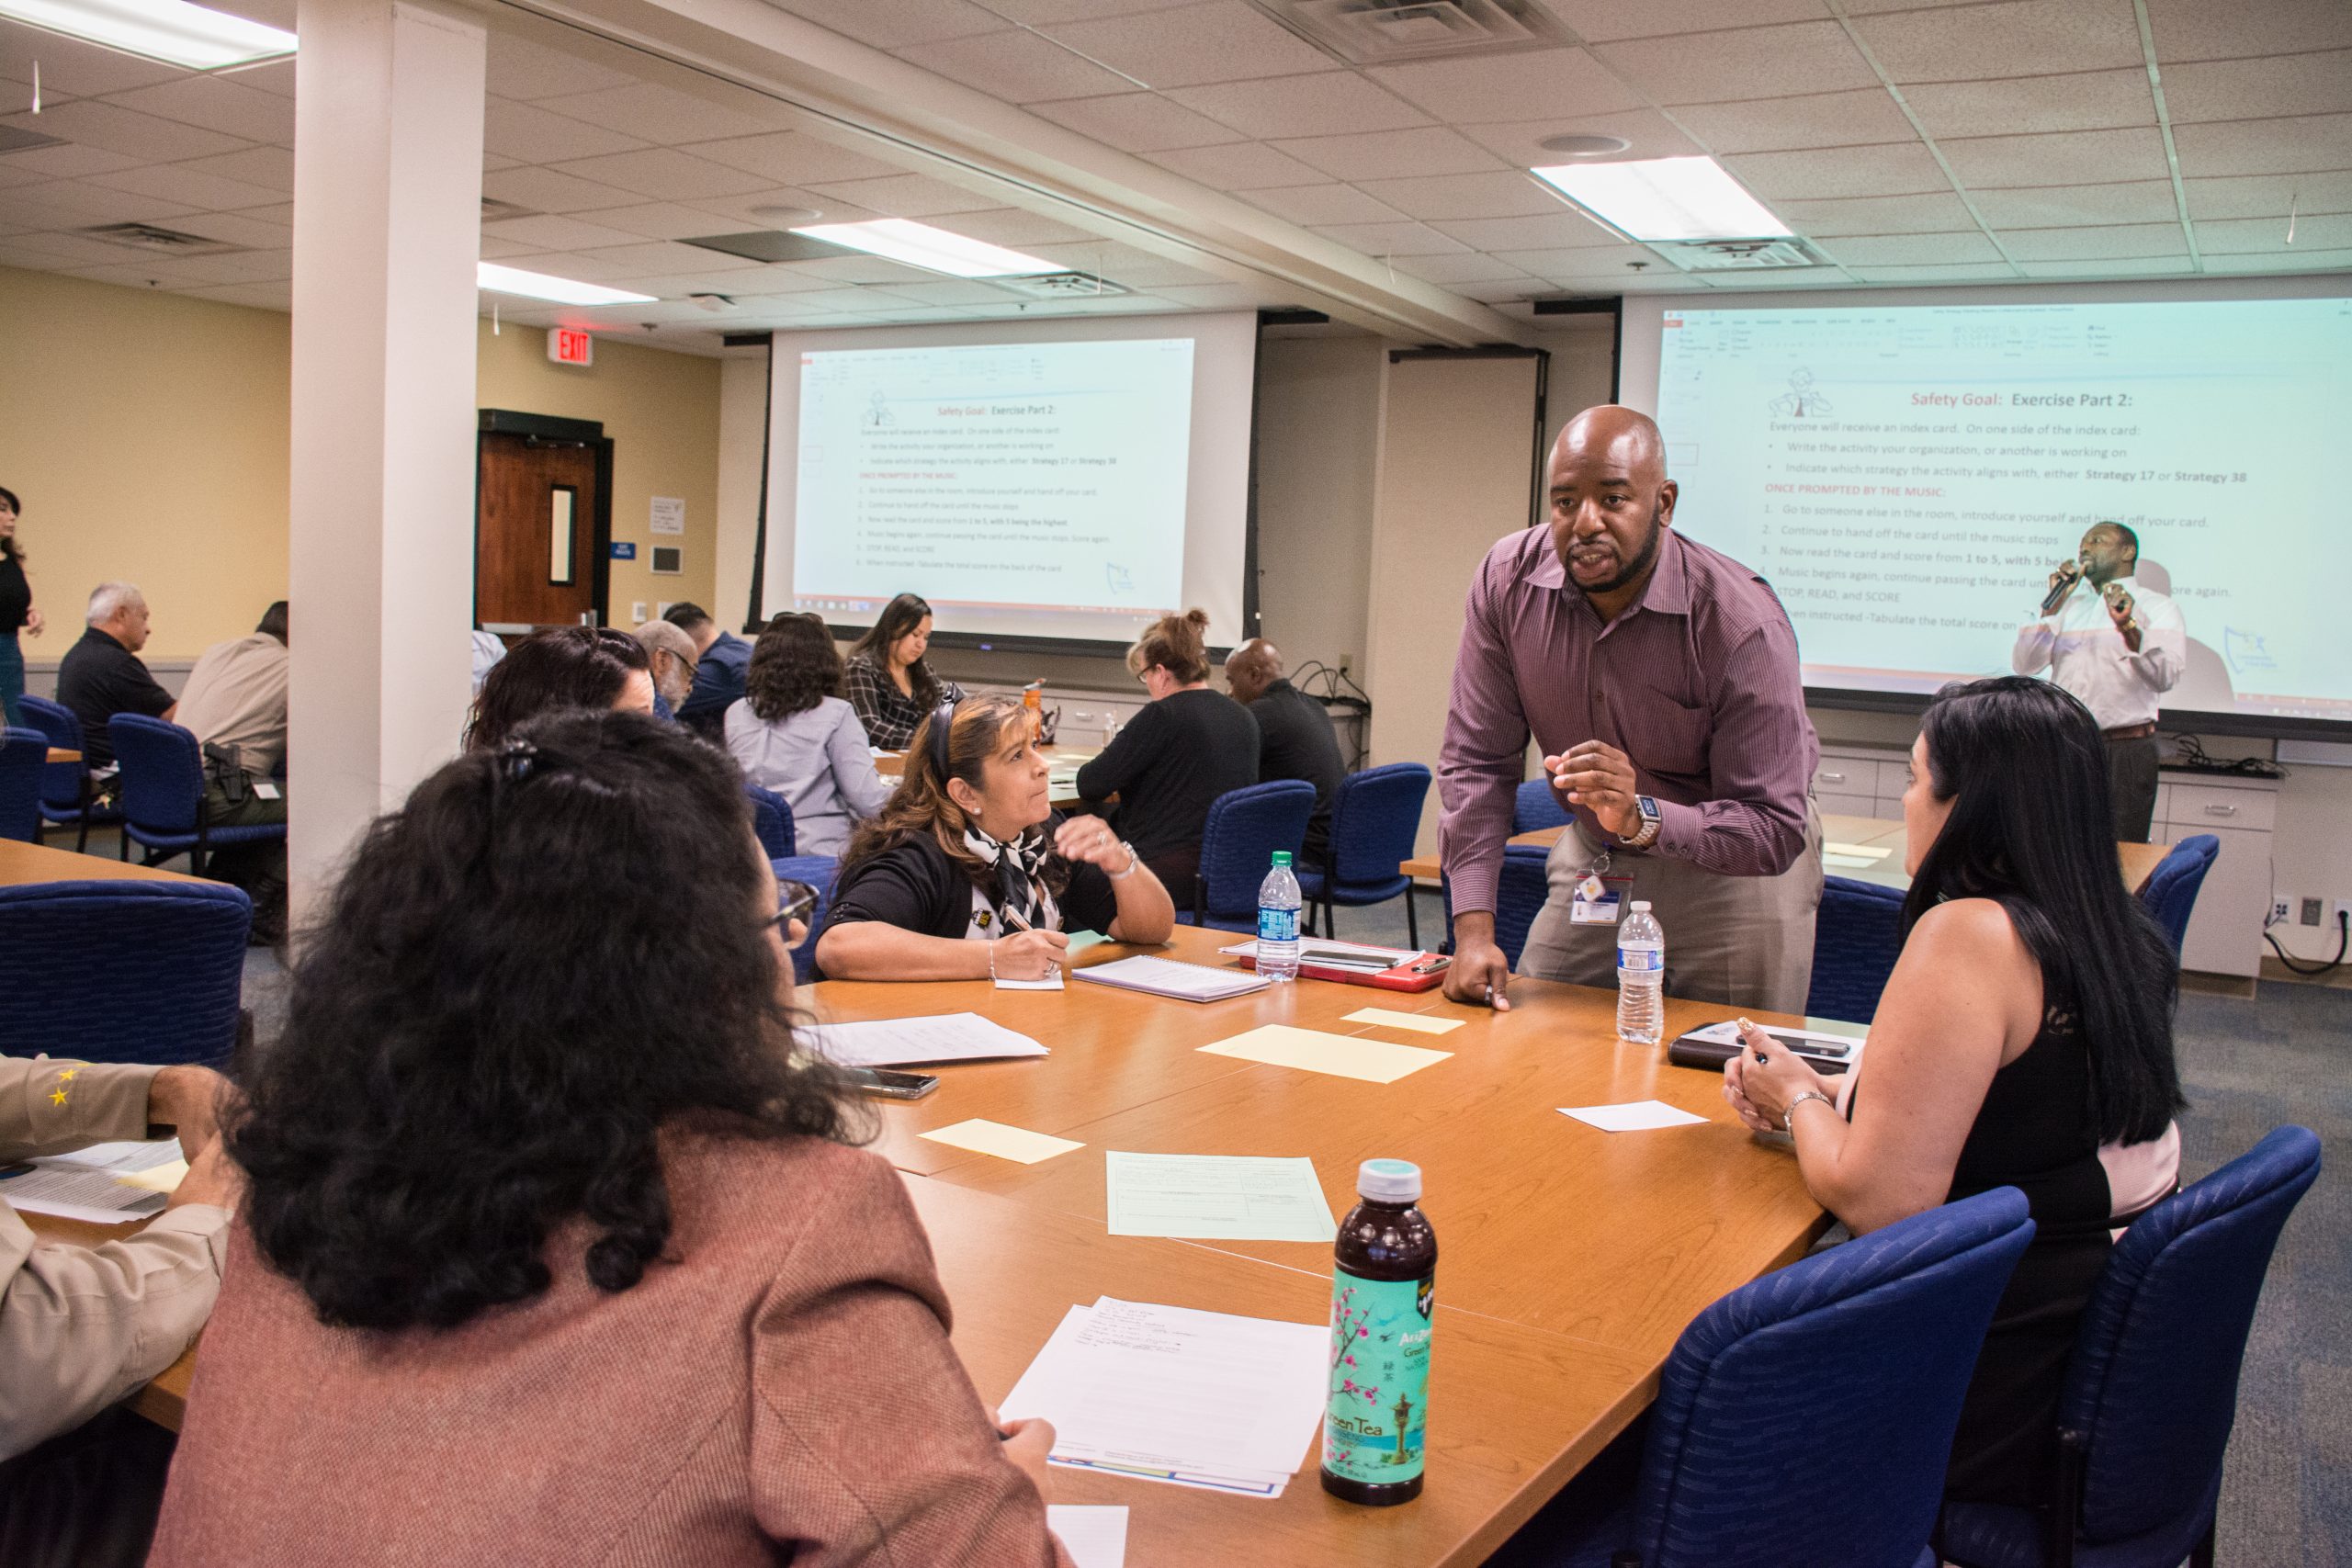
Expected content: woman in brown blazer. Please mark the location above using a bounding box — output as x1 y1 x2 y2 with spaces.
151 710 1073 1567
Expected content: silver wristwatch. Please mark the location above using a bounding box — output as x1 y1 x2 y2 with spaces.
1617 794 1662 851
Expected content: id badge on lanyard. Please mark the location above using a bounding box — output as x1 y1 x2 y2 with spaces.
1568 846 1633 925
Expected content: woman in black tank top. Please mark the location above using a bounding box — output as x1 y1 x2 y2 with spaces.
1725 677 2184 1506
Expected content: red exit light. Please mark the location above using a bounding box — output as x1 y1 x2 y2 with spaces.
548 328 594 367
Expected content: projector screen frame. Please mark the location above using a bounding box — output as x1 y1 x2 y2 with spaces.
1618 273 2352 743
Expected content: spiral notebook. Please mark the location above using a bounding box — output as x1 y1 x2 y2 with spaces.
1069 955 1270 1003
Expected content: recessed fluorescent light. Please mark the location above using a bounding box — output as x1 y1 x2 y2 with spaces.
1531 155 1792 243
790 218 1057 279
477 262 656 308
0 0 296 69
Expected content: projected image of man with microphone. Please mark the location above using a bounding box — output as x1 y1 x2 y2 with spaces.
2010 522 2185 842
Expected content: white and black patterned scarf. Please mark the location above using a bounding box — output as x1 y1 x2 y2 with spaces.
963 824 1057 931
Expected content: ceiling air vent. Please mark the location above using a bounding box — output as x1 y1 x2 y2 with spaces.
992 272 1129 299
1650 238 1826 272
78 222 244 257
1245 0 1574 64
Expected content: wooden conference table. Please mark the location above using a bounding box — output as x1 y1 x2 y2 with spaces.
29 924 1827 1567
48 748 79 764
0 837 202 887
1402 813 2173 896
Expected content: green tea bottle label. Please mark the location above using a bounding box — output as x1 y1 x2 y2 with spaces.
1321 1268 1433 1484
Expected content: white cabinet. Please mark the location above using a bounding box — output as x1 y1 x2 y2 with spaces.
2152 772 2277 980
1815 745 1911 820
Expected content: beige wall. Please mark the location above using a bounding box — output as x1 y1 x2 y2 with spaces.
474 320 721 626
1253 333 1385 680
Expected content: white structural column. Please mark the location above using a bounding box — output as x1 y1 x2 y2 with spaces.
288 0 485 921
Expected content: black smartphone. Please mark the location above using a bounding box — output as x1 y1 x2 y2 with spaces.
842 1066 939 1100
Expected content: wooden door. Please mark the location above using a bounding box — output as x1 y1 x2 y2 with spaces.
476 429 605 632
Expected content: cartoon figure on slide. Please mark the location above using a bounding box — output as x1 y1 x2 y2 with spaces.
1769 368 1833 418
865 390 895 428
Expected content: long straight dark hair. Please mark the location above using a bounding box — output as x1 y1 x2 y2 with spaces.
1904 676 2184 1144
847 592 943 708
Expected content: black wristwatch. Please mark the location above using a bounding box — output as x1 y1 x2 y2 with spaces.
1618 795 1662 850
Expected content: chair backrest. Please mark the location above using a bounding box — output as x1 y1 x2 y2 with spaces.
746 783 797 859
1325 762 1431 886
2061 1124 2321 1546
772 854 837 986
1512 777 1572 834
1196 780 1316 921
0 879 251 1066
0 728 45 842
109 714 205 834
1438 845 1549 967
2134 833 2219 958
1623 1188 2036 1568
18 694 86 814
1804 874 1907 1025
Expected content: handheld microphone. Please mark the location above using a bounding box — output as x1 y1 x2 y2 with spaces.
2040 562 2083 615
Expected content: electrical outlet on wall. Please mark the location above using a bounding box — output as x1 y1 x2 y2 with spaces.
631 601 647 625
2301 897 2325 927
2335 897 2352 930
2270 896 2293 926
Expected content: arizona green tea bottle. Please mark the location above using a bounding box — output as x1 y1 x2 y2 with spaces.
1320 1158 1436 1505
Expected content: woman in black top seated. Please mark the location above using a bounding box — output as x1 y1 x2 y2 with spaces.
1074 608 1259 909
819 694 1174 982
1726 675 2184 1506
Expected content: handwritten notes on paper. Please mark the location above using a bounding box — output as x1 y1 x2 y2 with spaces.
1105 1152 1336 1243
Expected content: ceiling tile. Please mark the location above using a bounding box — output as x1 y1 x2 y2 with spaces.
779 286 928 311
1820 230 2000 265
107 78 296 144
477 236 542 261
0 142 144 179
1307 219 1466 256
6 180 198 224
2144 0 2352 62
1971 180 2180 227
763 0 1005 50
229 61 296 99
1023 92 1245 152
1151 281 1282 309
1852 0 2145 83
1238 183 1408 225
2182 170 2352 220
483 34 639 101
984 0 1197 21
86 163 285 211
155 246 293 284
2198 243 2352 271
0 23 181 96
582 201 759 240
1142 140 1328 188
683 131 908 186
170 209 293 248
647 267 840 296
482 165 646 215
1452 276 1547 302
482 213 659 251
1536 0 1828 44
1020 239 1227 285
1939 126 2173 188
175 147 293 192
782 254 949 285
933 207 1105 245
1596 22 1878 107
1366 48 1644 123
551 149 775 200
1167 73 1430 140
577 240 770 276
1271 127 1507 180
1905 69 2155 140
2163 52 2352 125
1430 209 1623 250
1673 87 1915 153
491 249 638 280
2016 256 2194 277
2171 113 2352 178
1695 267 1844 288
0 230 159 264
1997 222 2187 260
1388 252 1541 284
897 28 1139 104
0 101 246 163
1354 170 1562 220
887 277 1040 305
535 83 780 144
1041 2 1334 89
2195 212 2352 254
1490 243 1664 280
798 172 1002 217
681 187 878 229
482 100 649 164
1849 262 2019 281
1775 189 1978 233
1460 111 1703 165
1725 141 1949 199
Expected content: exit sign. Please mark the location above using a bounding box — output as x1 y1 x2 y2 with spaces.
548 327 594 367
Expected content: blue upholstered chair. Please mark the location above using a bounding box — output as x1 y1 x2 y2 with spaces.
108 714 285 875
19 694 118 852
1294 762 1431 946
1942 1126 2322 1568
0 727 45 843
1490 1188 2037 1568
747 783 797 860
772 854 837 986
1805 874 1908 1025
1514 776 1573 833
0 879 251 1066
2134 834 2218 960
1175 779 1316 933
1438 845 1550 966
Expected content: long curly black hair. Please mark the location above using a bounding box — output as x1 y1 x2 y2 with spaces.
743 612 842 721
228 709 862 1331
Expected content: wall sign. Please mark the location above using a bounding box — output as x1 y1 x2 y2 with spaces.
548 327 594 366
649 495 685 535
610 540 638 560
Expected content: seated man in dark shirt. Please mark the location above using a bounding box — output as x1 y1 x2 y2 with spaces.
661 601 752 738
56 582 176 773
1224 638 1346 867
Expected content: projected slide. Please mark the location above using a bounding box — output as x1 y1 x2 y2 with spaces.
793 337 1195 629
1652 295 2352 726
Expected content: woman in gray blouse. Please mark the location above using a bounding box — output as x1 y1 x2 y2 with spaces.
725 614 894 857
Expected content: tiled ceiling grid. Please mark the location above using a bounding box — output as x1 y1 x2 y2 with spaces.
0 0 2346 349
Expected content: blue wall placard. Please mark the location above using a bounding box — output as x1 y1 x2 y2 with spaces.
611 541 638 559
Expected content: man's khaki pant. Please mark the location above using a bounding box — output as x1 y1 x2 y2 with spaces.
1517 804 1825 1015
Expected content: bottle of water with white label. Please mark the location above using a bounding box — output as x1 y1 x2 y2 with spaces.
1258 851 1303 982
1616 899 1664 1044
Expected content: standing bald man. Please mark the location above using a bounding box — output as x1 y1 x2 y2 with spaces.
1438 406 1823 1013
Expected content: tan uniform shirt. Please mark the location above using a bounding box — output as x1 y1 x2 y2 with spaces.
1 1056 228 1460
175 633 289 779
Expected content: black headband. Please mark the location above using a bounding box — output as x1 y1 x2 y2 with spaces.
929 700 958 780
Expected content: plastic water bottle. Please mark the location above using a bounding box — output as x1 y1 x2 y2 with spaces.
1616 899 1665 1044
1257 851 1303 982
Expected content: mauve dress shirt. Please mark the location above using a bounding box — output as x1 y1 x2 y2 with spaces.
1438 525 1818 915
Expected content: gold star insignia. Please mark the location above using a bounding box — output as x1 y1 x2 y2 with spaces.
57 1068 75 1081
50 1089 68 1106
